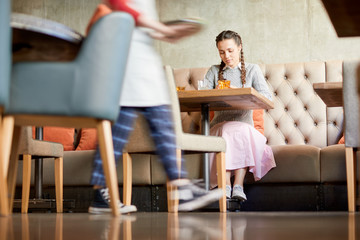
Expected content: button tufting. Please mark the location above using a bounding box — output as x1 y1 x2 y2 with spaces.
333 122 336 126
314 122 317 126
304 75 308 79
274 92 277 96
304 106 307 111
304 139 308 143
294 91 297 95
284 107 288 112
285 139 288 144
188 80 192 84
275 123 278 128
294 123 297 127
284 76 287 80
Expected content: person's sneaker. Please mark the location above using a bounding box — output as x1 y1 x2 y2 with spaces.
88 188 137 214
231 185 247 201
175 182 224 212
226 185 232 199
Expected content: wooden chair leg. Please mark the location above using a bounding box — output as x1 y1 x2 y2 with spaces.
216 152 226 212
345 147 357 212
0 116 14 216
167 148 182 213
54 157 63 213
123 152 132 206
21 154 32 213
97 120 120 216
0 117 8 216
7 126 21 212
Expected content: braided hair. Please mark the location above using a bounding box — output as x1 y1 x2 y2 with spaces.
215 30 246 86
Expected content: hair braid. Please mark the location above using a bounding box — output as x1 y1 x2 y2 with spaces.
218 61 226 80
216 30 246 87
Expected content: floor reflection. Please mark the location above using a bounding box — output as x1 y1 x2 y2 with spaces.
0 211 359 240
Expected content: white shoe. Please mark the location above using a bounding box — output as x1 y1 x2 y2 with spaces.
232 185 247 201
226 185 232 199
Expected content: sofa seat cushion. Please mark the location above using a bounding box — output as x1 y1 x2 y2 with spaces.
16 151 152 186
245 145 321 183
320 144 353 183
151 154 202 185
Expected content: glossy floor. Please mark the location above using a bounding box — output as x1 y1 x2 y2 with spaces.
1 212 359 240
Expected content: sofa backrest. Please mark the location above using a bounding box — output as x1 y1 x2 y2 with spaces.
173 61 344 148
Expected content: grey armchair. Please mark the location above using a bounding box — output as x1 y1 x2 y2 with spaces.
0 0 11 216
5 12 134 216
7 127 64 213
343 59 360 212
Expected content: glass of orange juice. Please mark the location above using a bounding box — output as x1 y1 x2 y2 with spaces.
218 80 230 89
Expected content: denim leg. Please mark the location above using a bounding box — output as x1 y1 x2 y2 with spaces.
141 105 187 180
90 107 138 187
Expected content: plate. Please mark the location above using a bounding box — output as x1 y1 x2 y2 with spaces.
164 18 205 37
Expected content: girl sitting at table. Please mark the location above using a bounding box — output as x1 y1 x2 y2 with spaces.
204 30 276 201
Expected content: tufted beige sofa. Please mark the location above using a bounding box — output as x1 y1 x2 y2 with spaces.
171 60 349 211
14 60 353 212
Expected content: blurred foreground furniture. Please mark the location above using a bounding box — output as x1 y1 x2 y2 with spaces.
321 0 360 37
5 12 134 216
123 66 227 212
7 127 64 213
342 60 360 212
0 0 11 216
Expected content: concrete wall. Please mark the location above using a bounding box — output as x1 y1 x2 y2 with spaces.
12 0 360 68
157 0 360 68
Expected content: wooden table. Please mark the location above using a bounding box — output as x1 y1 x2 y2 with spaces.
178 88 274 189
11 13 83 209
11 13 83 62
313 82 343 107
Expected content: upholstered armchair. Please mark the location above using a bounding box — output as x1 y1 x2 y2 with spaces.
7 127 64 213
122 66 227 213
343 59 360 212
5 12 134 216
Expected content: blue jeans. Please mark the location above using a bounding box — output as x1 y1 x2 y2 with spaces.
90 105 187 187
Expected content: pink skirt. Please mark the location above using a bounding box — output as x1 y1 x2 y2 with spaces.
209 121 276 188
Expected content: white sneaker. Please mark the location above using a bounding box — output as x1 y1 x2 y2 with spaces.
174 182 223 212
232 185 247 201
226 185 232 199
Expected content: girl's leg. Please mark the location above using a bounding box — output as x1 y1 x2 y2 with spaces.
91 107 138 187
233 168 248 188
226 171 232 186
141 105 187 181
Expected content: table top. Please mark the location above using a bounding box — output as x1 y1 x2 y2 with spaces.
313 82 343 107
11 13 84 62
177 88 274 112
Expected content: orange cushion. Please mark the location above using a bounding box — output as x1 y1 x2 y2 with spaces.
338 135 345 144
86 4 112 35
32 127 75 151
75 128 98 151
253 109 264 135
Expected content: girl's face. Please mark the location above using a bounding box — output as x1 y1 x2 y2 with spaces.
217 39 241 69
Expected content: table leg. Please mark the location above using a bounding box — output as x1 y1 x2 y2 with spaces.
34 127 43 199
201 103 210 190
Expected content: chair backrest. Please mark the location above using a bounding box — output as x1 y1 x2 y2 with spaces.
0 0 11 111
343 60 360 147
72 12 135 122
